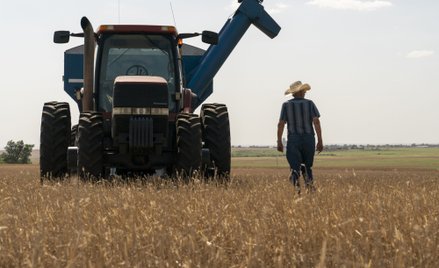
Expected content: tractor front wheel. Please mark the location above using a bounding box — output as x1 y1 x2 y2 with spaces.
70 124 78 146
175 113 202 179
77 112 104 181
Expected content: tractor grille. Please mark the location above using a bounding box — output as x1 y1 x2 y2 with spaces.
129 117 153 151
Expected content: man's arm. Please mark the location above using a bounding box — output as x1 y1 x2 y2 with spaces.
313 117 323 153
277 120 286 152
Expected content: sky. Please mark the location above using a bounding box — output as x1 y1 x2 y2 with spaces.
0 0 438 147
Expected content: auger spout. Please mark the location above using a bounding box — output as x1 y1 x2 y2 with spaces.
187 0 281 108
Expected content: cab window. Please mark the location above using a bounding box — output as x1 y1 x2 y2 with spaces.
98 34 176 111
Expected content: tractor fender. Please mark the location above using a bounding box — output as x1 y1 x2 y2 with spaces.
182 88 197 113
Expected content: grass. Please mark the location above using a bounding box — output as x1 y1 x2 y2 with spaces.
232 147 284 158
1 149 439 266
232 147 439 170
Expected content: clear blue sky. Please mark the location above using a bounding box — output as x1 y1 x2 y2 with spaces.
1 0 438 147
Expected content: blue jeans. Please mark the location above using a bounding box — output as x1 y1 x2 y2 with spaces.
286 134 315 186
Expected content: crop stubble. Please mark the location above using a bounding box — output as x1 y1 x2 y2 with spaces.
0 164 438 267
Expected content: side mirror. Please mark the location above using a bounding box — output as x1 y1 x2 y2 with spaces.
54 31 71 44
202 31 218 45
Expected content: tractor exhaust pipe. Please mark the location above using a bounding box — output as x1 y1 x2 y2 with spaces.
81 17 95 112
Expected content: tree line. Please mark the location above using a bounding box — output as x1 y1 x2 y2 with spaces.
0 140 34 164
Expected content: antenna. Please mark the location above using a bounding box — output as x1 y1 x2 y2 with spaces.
170 2 177 27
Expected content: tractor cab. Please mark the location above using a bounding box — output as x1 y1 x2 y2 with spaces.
95 25 181 113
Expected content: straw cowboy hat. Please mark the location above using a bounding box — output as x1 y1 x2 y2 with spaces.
284 81 311 95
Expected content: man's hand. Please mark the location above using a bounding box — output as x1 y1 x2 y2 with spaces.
313 117 323 153
316 141 323 153
277 140 284 152
277 120 286 153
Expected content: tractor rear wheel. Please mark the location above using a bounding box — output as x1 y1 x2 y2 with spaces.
77 112 104 181
201 103 231 180
176 113 202 178
40 102 71 181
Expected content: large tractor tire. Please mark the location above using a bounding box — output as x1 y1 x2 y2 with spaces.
40 101 71 181
176 113 202 178
70 124 78 146
200 103 231 179
77 112 104 181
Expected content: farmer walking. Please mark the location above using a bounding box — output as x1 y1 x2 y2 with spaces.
277 81 323 194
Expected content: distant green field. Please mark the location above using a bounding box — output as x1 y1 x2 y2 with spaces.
5 148 438 170
231 147 439 170
232 147 283 157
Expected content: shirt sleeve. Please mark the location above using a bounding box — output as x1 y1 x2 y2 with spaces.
311 101 320 118
279 102 287 121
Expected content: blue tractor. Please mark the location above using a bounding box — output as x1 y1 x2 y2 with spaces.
40 0 281 180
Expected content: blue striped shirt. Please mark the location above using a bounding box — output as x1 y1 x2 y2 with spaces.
279 98 320 136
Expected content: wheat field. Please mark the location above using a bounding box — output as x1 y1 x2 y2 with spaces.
0 164 438 267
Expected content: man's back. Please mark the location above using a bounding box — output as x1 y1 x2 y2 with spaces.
280 98 320 136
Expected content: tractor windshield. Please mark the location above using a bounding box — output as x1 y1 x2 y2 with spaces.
98 34 177 111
